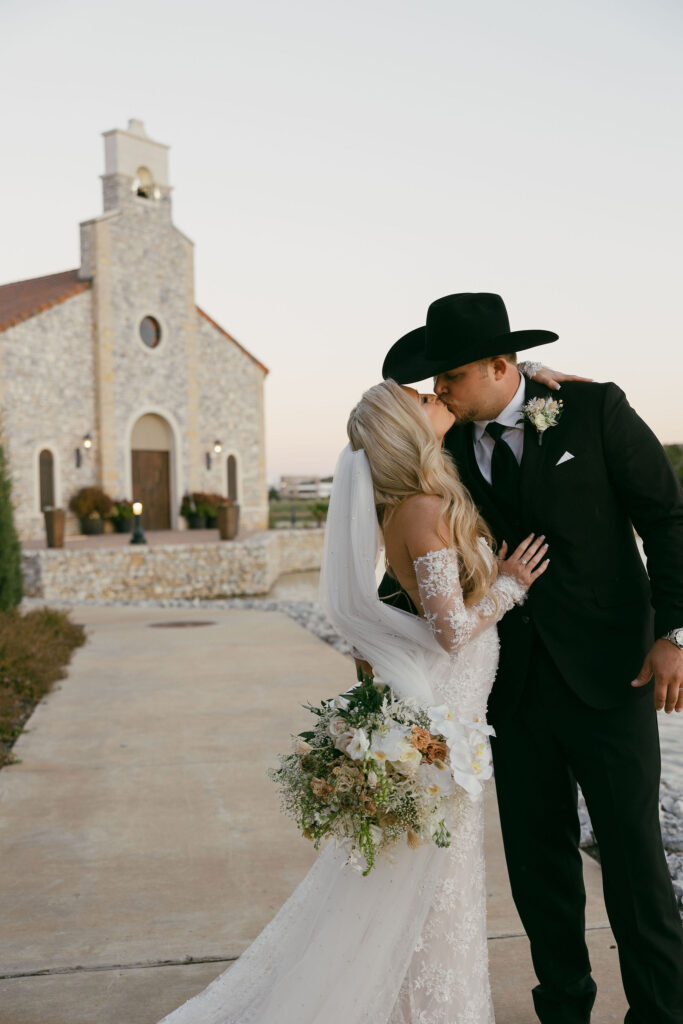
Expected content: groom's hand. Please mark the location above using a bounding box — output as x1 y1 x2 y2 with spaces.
631 639 683 713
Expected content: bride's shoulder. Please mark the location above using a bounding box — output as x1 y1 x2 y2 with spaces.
390 493 443 524
386 494 448 555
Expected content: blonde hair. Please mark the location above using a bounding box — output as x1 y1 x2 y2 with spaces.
346 379 496 605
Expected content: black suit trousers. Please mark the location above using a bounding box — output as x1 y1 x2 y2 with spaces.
491 635 683 1024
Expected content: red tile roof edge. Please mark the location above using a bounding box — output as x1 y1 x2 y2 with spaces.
0 274 92 333
0 271 269 376
196 306 269 375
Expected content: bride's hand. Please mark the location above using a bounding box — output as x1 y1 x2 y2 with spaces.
521 361 593 392
497 534 550 588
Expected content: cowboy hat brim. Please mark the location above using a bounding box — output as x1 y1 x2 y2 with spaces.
382 328 559 385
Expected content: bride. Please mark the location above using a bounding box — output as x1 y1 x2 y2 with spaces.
158 374 552 1024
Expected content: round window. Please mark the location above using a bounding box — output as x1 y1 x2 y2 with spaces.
139 316 162 348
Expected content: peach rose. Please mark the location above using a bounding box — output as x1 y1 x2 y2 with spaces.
425 740 448 764
410 726 431 751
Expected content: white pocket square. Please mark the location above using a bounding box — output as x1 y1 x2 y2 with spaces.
556 451 575 466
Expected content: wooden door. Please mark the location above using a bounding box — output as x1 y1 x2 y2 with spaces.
132 450 171 530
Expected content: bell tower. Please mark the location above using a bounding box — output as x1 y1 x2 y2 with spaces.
100 119 172 215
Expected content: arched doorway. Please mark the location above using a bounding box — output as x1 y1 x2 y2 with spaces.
131 414 173 530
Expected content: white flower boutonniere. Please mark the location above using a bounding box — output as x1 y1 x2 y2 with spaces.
518 396 563 445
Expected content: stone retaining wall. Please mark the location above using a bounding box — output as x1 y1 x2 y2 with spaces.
21 530 324 603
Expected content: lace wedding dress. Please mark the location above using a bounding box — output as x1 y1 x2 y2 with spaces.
158 448 525 1024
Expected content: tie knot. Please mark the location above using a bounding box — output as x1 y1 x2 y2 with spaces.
485 421 507 442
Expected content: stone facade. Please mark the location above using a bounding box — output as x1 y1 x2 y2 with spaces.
0 290 97 540
0 120 268 541
21 529 324 603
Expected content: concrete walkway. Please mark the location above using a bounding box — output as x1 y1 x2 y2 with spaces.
0 605 627 1023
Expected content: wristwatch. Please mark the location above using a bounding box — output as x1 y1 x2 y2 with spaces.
661 627 683 650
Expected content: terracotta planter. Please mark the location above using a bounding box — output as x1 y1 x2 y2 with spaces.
80 517 105 535
43 508 65 548
217 504 240 541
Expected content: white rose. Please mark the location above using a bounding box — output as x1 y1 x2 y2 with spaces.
328 716 349 739
334 731 355 754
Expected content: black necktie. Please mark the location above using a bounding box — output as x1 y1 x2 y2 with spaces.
485 421 520 504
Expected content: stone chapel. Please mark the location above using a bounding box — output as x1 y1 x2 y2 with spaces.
0 119 268 541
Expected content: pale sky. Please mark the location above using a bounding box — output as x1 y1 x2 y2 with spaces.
2 0 682 482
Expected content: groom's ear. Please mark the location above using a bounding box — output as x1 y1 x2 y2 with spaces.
489 355 515 381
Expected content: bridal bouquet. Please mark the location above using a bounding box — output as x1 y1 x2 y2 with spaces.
269 676 494 875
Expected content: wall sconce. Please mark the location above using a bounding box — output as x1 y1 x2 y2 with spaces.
75 433 94 468
205 440 223 470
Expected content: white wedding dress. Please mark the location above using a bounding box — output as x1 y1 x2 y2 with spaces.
158 448 525 1024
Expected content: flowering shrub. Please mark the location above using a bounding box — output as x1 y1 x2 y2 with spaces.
269 676 493 875
68 486 114 520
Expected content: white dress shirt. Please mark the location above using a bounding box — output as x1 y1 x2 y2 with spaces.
472 373 526 485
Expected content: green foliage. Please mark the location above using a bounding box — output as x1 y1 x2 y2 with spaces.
0 444 23 613
309 500 329 525
268 486 280 502
181 491 226 518
664 444 683 486
0 607 86 766
112 499 135 520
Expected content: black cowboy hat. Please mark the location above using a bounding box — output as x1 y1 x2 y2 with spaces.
382 292 558 384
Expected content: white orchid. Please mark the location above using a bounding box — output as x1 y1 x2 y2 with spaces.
346 728 370 761
427 704 459 736
370 725 412 763
418 760 456 797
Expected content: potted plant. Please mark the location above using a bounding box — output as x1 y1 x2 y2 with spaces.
112 499 135 533
180 492 205 530
204 492 222 529
192 491 214 528
217 497 240 541
43 506 65 548
68 486 114 535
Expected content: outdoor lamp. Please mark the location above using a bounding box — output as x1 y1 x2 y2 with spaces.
205 440 223 470
130 501 147 545
75 432 94 468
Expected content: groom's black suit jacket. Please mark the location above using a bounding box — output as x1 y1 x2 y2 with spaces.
381 378 683 720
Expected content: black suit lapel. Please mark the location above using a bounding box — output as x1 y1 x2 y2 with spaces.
519 378 568 509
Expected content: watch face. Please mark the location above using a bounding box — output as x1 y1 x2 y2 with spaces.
674 629 683 646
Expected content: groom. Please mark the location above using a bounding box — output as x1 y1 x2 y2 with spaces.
379 293 683 1024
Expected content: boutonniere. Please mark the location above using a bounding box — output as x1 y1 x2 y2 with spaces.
518 397 563 446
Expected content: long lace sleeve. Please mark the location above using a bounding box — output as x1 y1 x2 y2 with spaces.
414 547 527 655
